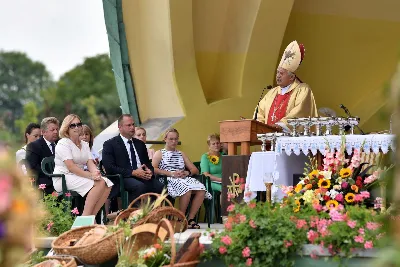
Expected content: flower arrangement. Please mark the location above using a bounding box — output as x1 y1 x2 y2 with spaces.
117 242 171 267
207 154 219 165
0 149 41 266
37 185 78 237
208 201 308 267
282 147 383 211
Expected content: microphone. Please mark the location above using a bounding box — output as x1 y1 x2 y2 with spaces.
254 85 273 120
339 104 365 135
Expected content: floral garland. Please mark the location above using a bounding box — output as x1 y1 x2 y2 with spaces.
207 154 219 165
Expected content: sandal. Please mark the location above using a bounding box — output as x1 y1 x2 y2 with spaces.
187 219 200 229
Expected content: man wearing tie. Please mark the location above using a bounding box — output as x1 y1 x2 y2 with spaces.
102 114 164 204
26 117 60 194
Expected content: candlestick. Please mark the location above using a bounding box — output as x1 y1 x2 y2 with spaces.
264 182 273 203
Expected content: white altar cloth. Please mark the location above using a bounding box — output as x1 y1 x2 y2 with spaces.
275 134 395 156
244 151 308 202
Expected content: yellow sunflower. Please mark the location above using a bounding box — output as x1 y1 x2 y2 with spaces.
308 170 319 179
318 179 331 189
339 168 352 178
293 199 301 212
295 183 303 193
208 155 219 165
345 193 355 203
326 200 339 209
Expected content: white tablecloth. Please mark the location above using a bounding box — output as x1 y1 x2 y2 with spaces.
244 152 308 202
275 134 395 156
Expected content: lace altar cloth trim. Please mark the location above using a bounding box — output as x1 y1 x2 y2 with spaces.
275 134 396 156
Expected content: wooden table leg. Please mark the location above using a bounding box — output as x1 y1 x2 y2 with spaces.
228 142 237 155
241 141 250 155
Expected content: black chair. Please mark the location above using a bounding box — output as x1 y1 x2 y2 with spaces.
99 161 128 209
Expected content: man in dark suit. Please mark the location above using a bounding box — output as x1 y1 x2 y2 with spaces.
26 117 60 194
102 114 164 204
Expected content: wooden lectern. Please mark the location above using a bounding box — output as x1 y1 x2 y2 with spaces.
219 119 280 215
219 119 279 155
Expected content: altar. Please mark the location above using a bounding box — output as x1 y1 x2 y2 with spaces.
244 134 396 202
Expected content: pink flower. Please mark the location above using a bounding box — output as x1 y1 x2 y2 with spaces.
219 246 227 254
209 232 215 238
224 222 232 231
71 207 80 215
242 247 251 257
366 222 380 231
246 258 253 266
358 228 365 235
296 219 308 229
240 178 245 184
0 175 12 213
244 191 252 198
329 209 344 222
227 204 235 212
38 184 47 190
284 240 293 248
360 191 370 199
335 194 344 202
364 241 373 249
239 215 247 223
249 220 256 229
347 220 357 228
51 191 58 197
307 230 319 243
281 185 294 194
350 150 361 169
221 235 232 246
312 202 323 212
374 197 383 209
341 182 348 189
248 202 256 209
354 235 364 243
240 183 246 191
227 193 236 201
354 194 363 202
65 192 71 197
310 250 318 259
235 177 240 184
46 221 54 232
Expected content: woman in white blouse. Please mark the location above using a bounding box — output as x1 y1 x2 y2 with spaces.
15 123 41 164
53 114 113 216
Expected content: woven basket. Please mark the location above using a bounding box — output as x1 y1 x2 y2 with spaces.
32 256 77 267
51 225 124 265
114 192 187 232
154 219 200 267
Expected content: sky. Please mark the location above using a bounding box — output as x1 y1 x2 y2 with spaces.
0 0 110 79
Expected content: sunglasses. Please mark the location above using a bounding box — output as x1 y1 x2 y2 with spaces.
69 122 83 129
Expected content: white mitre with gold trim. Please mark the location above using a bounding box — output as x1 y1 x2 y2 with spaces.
278 40 305 73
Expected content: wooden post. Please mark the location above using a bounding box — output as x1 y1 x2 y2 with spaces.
228 143 237 155
241 141 250 155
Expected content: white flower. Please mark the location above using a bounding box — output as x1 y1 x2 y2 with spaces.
303 190 315 203
299 179 305 185
319 171 332 180
333 185 341 191
326 189 339 199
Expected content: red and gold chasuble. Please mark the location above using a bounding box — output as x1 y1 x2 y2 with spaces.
267 91 292 125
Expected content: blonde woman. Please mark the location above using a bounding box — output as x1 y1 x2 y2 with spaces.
134 126 155 160
200 134 224 192
53 114 113 216
152 128 212 229
80 124 100 164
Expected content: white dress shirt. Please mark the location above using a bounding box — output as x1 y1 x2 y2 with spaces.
280 84 291 95
120 134 142 168
44 137 55 154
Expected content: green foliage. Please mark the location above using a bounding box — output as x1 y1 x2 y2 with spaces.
207 201 308 267
38 192 76 237
14 102 39 138
0 51 53 133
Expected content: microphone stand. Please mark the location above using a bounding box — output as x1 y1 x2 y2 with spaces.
254 85 272 120
339 104 365 135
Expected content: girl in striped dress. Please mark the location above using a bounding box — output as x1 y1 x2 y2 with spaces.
152 128 212 229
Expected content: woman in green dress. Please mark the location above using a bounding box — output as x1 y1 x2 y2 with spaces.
200 134 224 192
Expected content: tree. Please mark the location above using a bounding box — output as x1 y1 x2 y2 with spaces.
41 54 120 132
0 51 53 133
14 101 39 139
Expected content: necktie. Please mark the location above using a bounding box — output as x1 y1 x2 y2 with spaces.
50 143 56 155
127 140 137 169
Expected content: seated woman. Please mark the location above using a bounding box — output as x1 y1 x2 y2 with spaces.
15 123 41 172
152 128 212 229
200 134 224 193
134 126 155 160
80 124 100 165
53 114 113 216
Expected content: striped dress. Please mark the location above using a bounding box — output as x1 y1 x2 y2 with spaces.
158 149 212 199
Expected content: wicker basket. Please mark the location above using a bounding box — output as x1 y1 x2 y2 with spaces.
114 193 187 232
154 219 200 267
32 256 77 267
51 225 124 265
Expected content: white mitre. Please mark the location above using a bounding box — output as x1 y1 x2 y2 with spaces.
278 40 305 73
